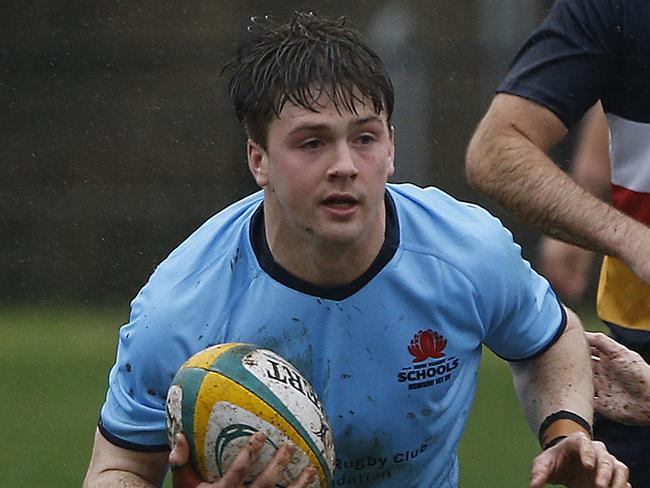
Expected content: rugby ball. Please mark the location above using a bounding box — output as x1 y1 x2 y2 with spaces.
165 343 335 487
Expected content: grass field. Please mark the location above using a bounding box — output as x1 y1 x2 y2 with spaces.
0 304 603 487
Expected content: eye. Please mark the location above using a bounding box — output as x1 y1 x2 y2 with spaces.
356 134 376 145
300 139 323 150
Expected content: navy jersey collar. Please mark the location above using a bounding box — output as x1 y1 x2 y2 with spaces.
250 191 399 301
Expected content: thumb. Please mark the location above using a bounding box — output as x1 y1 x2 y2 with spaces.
169 432 191 466
529 452 552 488
170 433 203 488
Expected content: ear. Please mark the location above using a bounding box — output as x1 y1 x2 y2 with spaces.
387 125 396 177
247 139 269 187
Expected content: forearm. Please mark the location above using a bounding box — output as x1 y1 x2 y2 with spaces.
509 307 593 445
522 319 632 488
84 471 159 488
466 94 647 262
84 429 168 488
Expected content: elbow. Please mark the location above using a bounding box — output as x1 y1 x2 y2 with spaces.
562 305 584 336
465 126 495 193
464 140 483 190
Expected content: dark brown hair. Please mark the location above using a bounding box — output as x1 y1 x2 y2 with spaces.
224 11 395 147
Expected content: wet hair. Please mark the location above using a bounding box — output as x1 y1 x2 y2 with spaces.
224 11 395 148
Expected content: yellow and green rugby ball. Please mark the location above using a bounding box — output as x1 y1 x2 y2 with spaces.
166 343 335 487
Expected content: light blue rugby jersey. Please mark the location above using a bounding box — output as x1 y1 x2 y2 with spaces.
100 183 565 487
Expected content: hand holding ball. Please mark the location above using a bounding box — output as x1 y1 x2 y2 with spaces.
166 343 335 487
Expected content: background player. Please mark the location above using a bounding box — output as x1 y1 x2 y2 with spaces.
533 103 650 424
84 11 628 488
466 0 650 484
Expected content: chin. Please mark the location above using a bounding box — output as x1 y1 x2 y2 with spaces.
316 227 363 246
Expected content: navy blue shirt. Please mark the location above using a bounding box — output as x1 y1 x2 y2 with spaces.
499 0 650 126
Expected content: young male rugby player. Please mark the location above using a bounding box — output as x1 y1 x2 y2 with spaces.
85 11 628 488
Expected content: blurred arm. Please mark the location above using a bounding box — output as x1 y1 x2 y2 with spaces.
83 428 169 488
571 102 611 198
466 93 650 285
588 332 650 425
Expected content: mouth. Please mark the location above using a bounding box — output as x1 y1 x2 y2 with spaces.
321 193 359 218
322 194 358 208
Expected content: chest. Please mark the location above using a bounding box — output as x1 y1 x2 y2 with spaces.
212 282 484 482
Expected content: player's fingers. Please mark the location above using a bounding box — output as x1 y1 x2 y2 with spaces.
528 452 553 488
219 431 267 485
591 352 602 369
288 466 317 488
591 363 603 395
592 447 615 488
593 447 630 488
252 442 296 487
591 345 602 360
608 458 630 488
170 433 204 488
585 332 617 356
576 434 597 471
169 431 191 466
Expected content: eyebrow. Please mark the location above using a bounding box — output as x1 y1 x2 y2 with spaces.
286 116 384 136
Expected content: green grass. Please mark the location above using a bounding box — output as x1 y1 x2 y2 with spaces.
0 305 604 487
1 305 125 487
459 349 538 487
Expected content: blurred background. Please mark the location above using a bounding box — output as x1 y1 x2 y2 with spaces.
1 0 603 486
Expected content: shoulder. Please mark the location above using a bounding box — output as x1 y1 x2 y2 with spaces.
389 183 515 251
498 0 624 127
144 192 262 292
388 183 522 278
169 191 263 260
387 184 557 342
532 0 623 37
125 191 264 333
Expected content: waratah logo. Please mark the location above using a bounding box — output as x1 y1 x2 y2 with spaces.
408 329 447 362
398 329 458 389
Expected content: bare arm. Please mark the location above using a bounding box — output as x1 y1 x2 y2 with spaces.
466 93 650 285
83 428 169 488
537 102 611 302
509 306 593 437
510 307 630 487
84 428 317 488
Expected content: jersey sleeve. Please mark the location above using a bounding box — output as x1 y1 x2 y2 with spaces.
466 209 566 361
498 0 623 127
98 285 187 451
97 194 261 450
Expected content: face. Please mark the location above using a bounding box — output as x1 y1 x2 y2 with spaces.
247 92 395 251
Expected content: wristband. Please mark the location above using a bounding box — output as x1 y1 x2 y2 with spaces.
538 410 592 449
542 435 568 450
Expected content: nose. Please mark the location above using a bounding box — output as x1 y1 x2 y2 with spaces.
327 142 358 179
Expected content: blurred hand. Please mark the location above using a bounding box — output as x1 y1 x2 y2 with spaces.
169 432 316 488
529 432 629 488
539 237 596 303
587 331 650 425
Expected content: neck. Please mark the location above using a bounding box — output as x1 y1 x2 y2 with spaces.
265 206 387 288
273 235 385 288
